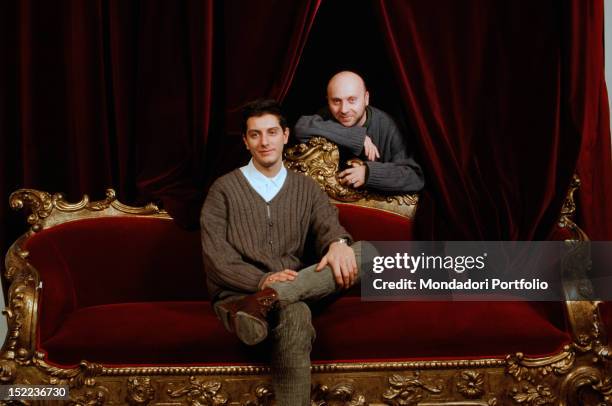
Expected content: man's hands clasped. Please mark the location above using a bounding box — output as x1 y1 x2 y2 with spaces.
338 135 379 189
338 165 367 188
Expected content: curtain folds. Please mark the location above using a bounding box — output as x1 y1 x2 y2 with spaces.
1 0 610 273
568 1 612 240
375 0 611 240
203 0 322 180
0 0 215 259
222 0 322 134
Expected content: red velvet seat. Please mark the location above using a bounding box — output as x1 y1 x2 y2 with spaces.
25 209 572 368
39 299 569 367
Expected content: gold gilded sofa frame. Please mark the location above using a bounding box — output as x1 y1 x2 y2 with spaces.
284 137 419 219
1 138 610 405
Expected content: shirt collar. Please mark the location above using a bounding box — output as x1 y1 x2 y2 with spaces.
244 159 287 187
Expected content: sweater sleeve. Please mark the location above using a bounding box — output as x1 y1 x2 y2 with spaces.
200 184 267 293
365 119 425 193
308 182 353 257
295 114 366 156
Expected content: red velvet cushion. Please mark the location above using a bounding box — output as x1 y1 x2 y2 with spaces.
39 299 569 367
25 217 206 306
336 204 413 240
25 210 571 368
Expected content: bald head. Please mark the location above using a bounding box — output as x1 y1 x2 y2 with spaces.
327 71 367 96
326 71 369 127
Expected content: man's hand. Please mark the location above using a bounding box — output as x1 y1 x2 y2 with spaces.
338 165 367 188
316 241 357 289
363 136 380 161
260 269 298 290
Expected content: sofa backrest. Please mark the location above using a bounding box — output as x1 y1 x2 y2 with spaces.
26 217 206 308
25 204 412 306
336 203 413 241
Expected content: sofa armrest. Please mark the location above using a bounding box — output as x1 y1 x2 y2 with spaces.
3 235 43 358
552 176 611 361
284 137 419 219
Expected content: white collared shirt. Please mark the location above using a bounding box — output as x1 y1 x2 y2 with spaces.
240 159 287 202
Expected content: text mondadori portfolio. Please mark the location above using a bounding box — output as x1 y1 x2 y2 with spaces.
372 278 549 291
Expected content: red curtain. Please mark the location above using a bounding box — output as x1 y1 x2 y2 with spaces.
568 1 612 240
0 0 322 276
0 0 214 264
2 0 610 274
375 0 611 240
204 0 322 180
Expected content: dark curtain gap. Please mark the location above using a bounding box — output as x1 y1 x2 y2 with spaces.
283 0 410 133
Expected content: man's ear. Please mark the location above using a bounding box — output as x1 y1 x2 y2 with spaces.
283 128 290 144
364 90 370 106
242 134 249 150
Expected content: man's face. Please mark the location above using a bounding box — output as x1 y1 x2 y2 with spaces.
243 113 289 170
327 78 369 127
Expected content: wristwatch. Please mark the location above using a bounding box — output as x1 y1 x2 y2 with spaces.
334 238 348 245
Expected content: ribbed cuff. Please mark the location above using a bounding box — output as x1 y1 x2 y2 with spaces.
365 161 387 189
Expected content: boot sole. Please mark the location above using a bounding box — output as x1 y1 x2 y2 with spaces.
234 311 269 345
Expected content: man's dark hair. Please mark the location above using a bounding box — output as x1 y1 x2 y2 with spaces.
241 99 288 135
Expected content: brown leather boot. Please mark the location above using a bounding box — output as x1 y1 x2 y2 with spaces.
217 288 279 345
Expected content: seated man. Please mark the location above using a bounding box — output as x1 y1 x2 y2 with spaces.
295 70 424 193
200 99 364 405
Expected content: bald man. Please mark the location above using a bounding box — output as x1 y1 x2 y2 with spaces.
295 71 424 193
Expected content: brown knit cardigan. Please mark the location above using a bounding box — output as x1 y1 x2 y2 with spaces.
200 168 351 299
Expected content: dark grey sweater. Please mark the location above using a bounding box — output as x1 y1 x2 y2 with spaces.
295 106 424 193
200 169 351 299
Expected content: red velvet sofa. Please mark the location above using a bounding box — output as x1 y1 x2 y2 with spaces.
1 140 609 404
22 207 570 368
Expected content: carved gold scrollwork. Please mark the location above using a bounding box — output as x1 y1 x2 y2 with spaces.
510 384 556 405
2 236 39 361
311 381 367 406
9 189 54 232
241 383 274 406
559 366 612 406
382 372 443 406
456 370 485 399
506 348 575 383
284 137 418 218
9 188 165 233
592 376 612 402
33 357 104 388
126 376 155 405
51 188 163 214
167 376 228 405
571 304 611 365
0 359 17 383
239 383 274 406
68 383 110 406
557 175 588 241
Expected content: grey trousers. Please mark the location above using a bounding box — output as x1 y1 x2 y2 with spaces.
213 241 364 406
